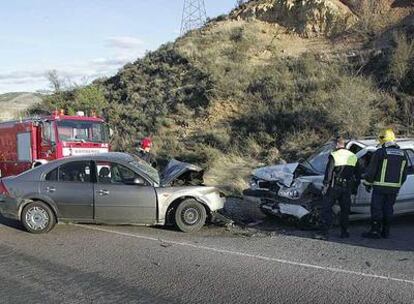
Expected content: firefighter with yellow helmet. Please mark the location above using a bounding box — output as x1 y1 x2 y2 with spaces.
362 129 408 239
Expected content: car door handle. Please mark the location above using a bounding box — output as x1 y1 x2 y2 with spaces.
98 189 110 196
46 187 56 193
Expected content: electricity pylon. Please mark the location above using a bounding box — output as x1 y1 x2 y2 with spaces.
180 0 207 35
235 0 248 7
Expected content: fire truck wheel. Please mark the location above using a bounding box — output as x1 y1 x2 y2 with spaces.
21 201 56 234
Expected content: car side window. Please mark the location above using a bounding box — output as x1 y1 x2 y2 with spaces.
58 161 92 183
358 152 373 174
348 143 363 154
96 161 147 185
404 149 414 175
45 168 58 181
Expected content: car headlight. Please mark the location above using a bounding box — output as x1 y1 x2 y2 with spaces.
289 190 300 199
278 184 302 200
249 177 259 190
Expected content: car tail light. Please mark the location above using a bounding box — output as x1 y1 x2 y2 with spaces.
0 181 10 196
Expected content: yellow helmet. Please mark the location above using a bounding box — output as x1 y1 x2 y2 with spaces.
378 128 396 145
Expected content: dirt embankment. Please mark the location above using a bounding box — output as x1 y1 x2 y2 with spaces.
231 0 357 37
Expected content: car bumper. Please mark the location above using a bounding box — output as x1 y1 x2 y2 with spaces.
261 201 310 219
200 190 226 212
243 189 276 198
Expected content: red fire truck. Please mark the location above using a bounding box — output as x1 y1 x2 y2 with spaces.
0 110 110 177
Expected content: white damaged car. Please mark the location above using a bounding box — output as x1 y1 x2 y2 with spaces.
244 139 414 227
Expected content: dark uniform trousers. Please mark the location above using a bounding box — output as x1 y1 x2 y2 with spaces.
371 190 398 225
321 185 351 230
363 143 408 236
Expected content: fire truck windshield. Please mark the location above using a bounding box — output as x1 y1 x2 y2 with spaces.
56 120 109 143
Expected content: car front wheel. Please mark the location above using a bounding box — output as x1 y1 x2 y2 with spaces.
174 199 207 233
21 201 56 234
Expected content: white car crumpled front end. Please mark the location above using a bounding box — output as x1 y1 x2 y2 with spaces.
260 177 324 220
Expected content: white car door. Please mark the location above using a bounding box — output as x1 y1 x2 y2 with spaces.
394 149 414 215
354 147 414 216
352 148 376 218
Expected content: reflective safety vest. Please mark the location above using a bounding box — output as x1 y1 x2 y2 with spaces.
331 149 358 168
373 148 407 188
324 148 360 189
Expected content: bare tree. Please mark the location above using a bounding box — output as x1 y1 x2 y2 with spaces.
46 70 65 93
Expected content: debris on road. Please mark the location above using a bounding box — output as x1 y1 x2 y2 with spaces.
160 243 172 248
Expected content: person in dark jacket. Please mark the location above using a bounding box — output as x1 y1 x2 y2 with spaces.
315 136 361 240
137 137 157 168
362 129 408 239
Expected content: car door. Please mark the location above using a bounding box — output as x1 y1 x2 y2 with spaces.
355 148 414 215
94 161 157 224
40 161 94 220
394 149 414 214
353 148 375 216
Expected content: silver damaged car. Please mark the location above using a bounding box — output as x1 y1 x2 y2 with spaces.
0 152 225 233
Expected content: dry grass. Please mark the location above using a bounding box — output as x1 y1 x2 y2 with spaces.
204 153 259 195
352 0 410 37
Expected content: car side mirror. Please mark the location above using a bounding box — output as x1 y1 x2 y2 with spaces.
133 177 146 186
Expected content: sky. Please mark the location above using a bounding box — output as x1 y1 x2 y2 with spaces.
0 0 236 93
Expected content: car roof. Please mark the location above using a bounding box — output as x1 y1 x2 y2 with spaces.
59 152 135 162
351 138 414 149
10 152 136 181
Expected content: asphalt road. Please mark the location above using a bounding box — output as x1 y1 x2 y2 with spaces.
0 214 413 304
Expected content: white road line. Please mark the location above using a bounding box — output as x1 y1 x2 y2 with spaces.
75 224 414 286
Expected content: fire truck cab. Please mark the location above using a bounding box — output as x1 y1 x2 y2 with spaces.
0 111 110 177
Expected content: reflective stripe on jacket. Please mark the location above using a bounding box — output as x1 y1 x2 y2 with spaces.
365 143 408 192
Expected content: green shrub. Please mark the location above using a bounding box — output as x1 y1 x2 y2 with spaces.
389 32 414 92
232 55 381 160
352 0 399 38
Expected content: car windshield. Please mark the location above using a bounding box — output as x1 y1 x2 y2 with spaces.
128 154 160 185
304 142 335 174
57 120 109 143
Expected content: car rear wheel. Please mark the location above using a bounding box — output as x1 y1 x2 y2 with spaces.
174 199 207 233
21 201 56 234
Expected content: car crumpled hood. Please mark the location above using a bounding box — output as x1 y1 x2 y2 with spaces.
252 163 299 186
160 159 204 187
276 174 324 203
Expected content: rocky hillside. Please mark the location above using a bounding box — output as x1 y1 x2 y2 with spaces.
0 92 42 121
36 0 414 192
231 0 357 36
